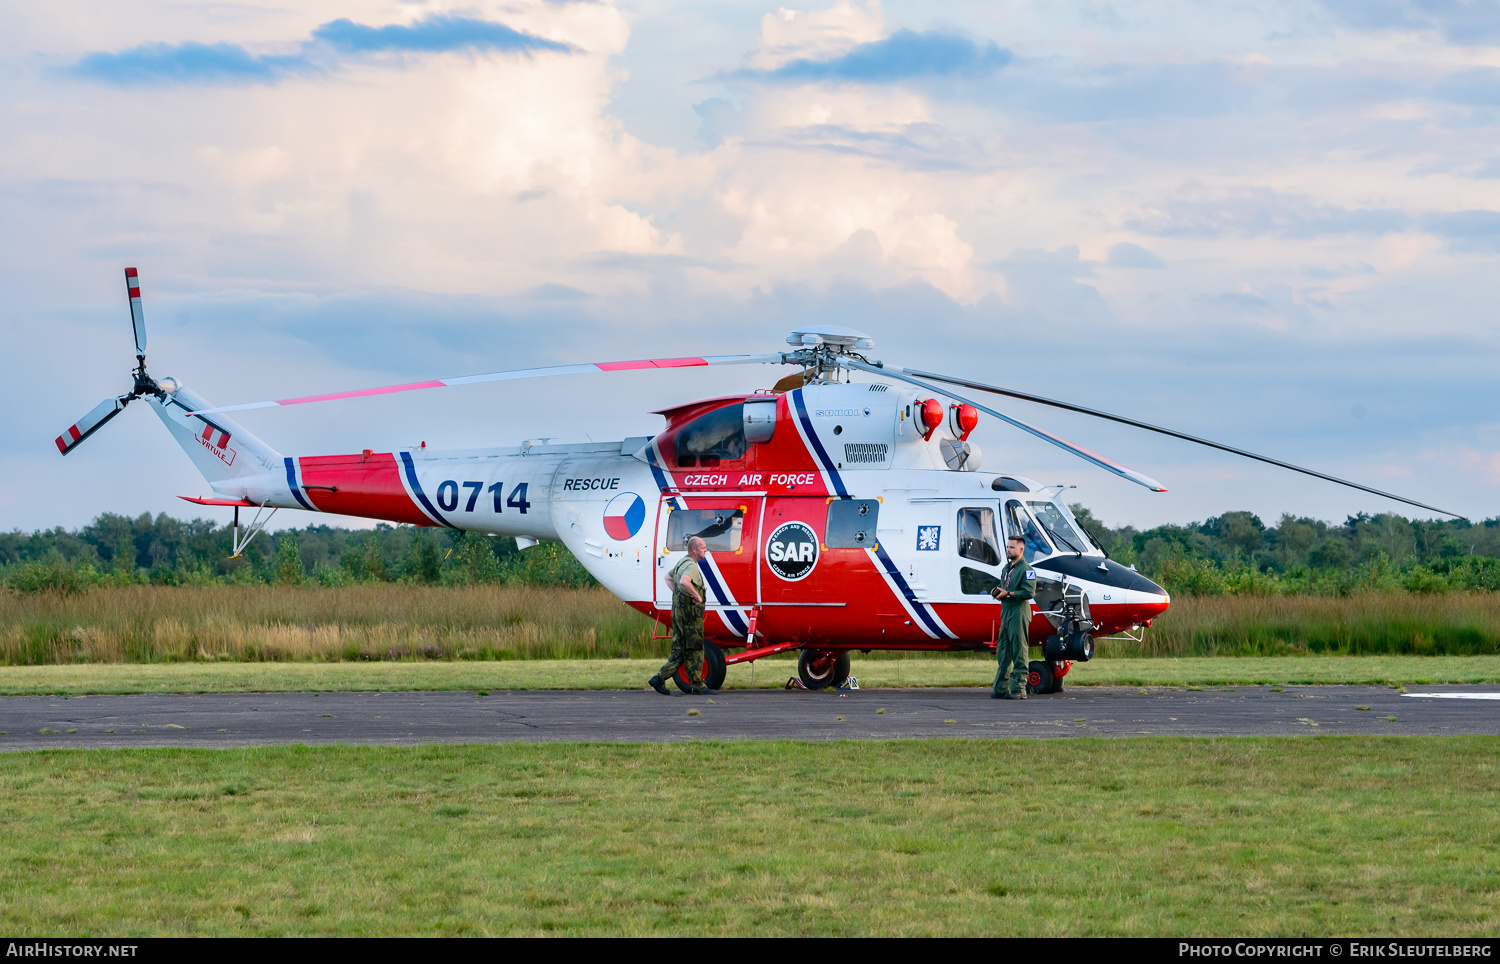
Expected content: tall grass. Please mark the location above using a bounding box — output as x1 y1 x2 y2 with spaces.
1109 592 1500 657
0 585 663 665
3 585 1498 665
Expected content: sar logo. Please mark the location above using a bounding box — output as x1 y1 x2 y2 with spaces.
602 492 646 540
766 521 819 581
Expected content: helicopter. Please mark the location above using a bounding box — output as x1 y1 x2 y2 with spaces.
57 269 1464 694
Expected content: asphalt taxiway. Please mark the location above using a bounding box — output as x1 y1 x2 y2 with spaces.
2 684 1498 749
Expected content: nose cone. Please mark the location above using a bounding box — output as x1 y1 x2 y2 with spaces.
1129 574 1171 621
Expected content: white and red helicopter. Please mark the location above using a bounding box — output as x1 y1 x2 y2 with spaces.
57 269 1463 693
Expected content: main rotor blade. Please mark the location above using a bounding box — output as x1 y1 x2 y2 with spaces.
189 353 794 416
890 365 1467 520
840 358 1167 492
55 396 128 456
124 267 146 360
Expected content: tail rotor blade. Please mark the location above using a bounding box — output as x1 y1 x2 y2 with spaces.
187 352 793 416
840 358 1167 492
886 365 1466 520
124 267 146 360
55 397 128 456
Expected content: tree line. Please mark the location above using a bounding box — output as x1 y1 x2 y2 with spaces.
1069 507 1500 595
2 507 1499 596
0 513 592 592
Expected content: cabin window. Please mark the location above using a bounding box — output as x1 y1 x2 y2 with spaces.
1004 500 1052 558
675 403 746 467
666 508 743 552
1027 501 1087 553
825 499 880 548
956 507 1001 567
960 566 1003 595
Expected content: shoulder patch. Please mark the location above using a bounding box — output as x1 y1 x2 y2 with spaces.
1025 569 1036 578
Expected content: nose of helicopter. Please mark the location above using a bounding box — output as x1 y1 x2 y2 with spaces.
1129 573 1171 622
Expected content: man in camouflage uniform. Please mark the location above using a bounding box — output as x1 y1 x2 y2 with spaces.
989 534 1037 699
649 535 712 695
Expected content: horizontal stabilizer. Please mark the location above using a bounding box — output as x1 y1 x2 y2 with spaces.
178 495 257 507
55 397 127 456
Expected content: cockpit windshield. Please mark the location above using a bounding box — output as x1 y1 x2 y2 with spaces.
1003 500 1051 559
1027 501 1087 553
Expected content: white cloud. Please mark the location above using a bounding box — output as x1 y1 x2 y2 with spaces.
746 0 886 71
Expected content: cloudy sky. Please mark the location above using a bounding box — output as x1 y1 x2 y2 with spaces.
3 0 1497 532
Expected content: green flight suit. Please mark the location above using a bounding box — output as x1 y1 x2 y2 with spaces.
991 558 1037 696
658 556 707 687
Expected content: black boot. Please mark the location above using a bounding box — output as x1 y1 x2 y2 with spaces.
648 675 670 696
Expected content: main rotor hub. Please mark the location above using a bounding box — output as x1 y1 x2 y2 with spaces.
784 326 875 383
785 326 874 352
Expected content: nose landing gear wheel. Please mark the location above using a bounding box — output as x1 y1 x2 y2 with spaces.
1026 660 1054 696
797 649 851 690
674 640 727 693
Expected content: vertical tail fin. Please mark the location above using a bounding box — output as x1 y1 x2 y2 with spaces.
148 383 281 483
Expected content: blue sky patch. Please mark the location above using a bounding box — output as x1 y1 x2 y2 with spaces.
310 15 573 56
742 30 1011 84
71 13 574 86
72 41 305 85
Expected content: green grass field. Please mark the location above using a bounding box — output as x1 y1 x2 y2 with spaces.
2 738 1495 936
1 654 1497 696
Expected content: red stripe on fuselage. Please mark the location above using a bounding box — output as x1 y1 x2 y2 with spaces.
295 453 435 526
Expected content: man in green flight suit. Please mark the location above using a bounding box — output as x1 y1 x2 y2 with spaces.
648 535 713 696
989 534 1037 700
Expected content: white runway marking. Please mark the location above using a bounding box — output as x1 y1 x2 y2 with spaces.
1402 693 1500 700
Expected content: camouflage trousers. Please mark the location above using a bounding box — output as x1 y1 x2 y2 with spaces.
993 628 1029 696
658 598 705 686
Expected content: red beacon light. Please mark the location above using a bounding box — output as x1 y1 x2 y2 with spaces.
950 403 979 441
920 398 944 441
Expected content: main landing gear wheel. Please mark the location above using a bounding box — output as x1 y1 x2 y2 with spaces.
1048 661 1065 694
797 649 851 690
1026 660 1054 697
674 640 727 693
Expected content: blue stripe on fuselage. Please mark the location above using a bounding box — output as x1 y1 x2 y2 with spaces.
790 388 848 497
698 559 749 636
873 543 951 638
283 457 315 511
399 451 454 527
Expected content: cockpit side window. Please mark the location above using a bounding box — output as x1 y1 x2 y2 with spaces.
675 403 747 467
956 507 1001 567
1027 501 1087 553
1004 500 1052 559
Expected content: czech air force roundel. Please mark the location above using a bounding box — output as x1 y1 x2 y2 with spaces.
602 493 646 540
766 521 819 581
